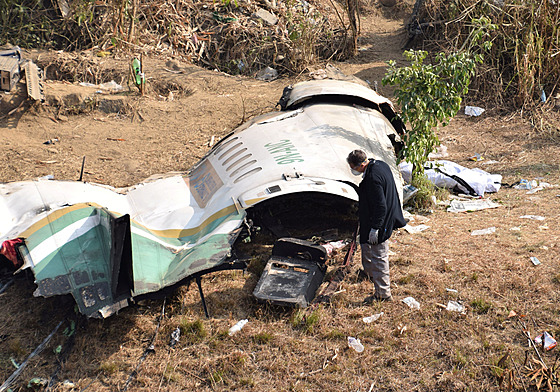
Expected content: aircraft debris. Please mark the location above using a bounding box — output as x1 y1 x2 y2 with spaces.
0 78 406 317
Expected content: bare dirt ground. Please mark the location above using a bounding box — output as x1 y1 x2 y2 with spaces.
2 2 560 391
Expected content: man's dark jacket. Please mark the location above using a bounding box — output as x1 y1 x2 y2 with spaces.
358 159 406 244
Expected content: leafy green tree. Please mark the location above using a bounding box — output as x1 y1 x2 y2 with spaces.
382 17 496 179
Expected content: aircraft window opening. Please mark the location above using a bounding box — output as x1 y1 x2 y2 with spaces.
212 136 239 156
218 142 244 160
226 154 252 172
234 167 262 184
222 148 248 166
230 160 257 177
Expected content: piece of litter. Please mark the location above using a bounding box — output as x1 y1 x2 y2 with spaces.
169 327 180 347
322 240 348 255
363 312 384 323
465 106 485 116
526 187 543 194
402 296 420 310
508 310 517 318
404 224 430 234
402 184 418 204
228 319 248 336
535 331 557 351
445 288 458 293
471 227 496 236
447 199 501 213
446 301 465 313
482 160 500 165
513 179 532 190
347 336 364 353
530 256 541 266
469 153 484 161
428 145 448 159
510 226 521 231
520 215 545 221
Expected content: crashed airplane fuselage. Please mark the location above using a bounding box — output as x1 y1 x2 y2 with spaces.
0 79 405 317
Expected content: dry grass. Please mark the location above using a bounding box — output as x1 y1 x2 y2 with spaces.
2 137 560 391
1 0 353 76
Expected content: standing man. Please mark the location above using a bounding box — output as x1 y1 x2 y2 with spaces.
347 150 406 302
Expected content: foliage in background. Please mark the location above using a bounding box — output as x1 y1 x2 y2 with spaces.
416 0 560 109
0 0 62 47
382 17 495 178
0 0 352 76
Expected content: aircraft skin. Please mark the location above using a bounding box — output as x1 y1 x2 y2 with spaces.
0 79 405 317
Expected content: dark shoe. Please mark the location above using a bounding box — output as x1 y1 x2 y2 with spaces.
364 294 393 304
356 269 373 282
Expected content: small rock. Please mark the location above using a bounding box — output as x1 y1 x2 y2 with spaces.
252 8 279 26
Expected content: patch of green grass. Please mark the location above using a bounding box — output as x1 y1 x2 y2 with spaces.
163 363 181 383
453 348 469 369
291 308 321 333
208 370 225 384
98 361 120 375
362 328 385 340
434 186 449 201
470 272 479 282
180 319 207 343
324 329 345 340
470 298 492 314
252 332 273 344
216 330 230 340
239 377 255 387
396 274 414 285
411 174 436 210
392 256 412 265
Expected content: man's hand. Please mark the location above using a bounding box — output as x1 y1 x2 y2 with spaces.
368 229 379 245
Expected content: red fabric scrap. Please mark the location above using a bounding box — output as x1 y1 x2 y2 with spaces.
1 238 24 268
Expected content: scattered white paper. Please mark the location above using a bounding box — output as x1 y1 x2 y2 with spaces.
471 227 496 236
428 145 449 159
526 187 544 194
402 296 420 309
446 301 465 312
465 106 485 116
363 312 384 323
404 224 430 234
447 199 501 213
520 215 545 221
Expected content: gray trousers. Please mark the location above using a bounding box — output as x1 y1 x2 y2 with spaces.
361 240 391 298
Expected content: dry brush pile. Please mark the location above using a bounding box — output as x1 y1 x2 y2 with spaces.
1 0 358 76
412 0 560 112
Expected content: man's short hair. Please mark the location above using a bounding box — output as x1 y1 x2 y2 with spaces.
347 150 367 167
